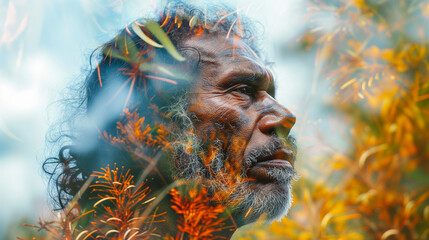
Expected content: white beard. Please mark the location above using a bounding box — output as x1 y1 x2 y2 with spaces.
168 97 296 224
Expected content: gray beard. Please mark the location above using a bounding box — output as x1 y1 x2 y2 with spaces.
168 97 297 224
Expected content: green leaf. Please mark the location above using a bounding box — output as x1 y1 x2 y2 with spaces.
138 63 174 76
138 62 192 82
131 23 164 48
103 47 131 63
121 34 140 63
140 19 186 62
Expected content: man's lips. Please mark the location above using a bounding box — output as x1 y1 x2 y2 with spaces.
257 148 293 165
255 159 292 168
247 148 294 183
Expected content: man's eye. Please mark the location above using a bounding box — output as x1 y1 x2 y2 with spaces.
235 86 254 95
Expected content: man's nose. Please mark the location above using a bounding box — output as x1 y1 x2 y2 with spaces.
257 93 296 135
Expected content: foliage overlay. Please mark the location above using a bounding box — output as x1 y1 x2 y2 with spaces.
236 0 429 239
18 0 429 239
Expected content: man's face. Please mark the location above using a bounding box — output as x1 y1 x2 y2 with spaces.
173 34 296 224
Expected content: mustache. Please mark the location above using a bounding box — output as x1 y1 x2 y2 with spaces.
243 135 297 169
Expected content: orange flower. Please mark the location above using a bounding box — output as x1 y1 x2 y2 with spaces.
169 186 233 240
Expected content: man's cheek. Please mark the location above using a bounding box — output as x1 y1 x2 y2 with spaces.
191 92 245 116
226 135 249 174
190 109 241 140
194 125 247 175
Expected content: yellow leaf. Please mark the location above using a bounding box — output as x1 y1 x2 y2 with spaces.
381 229 399 240
321 212 333 231
366 46 380 58
359 144 388 168
405 201 414 217
347 232 364 239
354 0 365 8
340 78 356 90
382 50 395 61
333 161 347 169
332 214 361 223
395 61 409 72
424 206 429 220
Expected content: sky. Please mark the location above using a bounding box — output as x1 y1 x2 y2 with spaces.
0 0 319 236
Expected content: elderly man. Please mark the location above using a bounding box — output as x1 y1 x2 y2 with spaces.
45 1 296 239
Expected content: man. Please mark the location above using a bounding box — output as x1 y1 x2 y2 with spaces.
44 1 297 239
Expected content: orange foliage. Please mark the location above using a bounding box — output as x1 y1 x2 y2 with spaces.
87 165 164 239
255 0 429 239
169 187 233 240
20 165 163 240
103 109 170 163
22 1 429 239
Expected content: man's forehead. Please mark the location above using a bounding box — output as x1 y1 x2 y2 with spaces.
183 35 259 62
182 35 275 90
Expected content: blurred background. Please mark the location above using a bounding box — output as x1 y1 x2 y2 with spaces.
1 0 428 239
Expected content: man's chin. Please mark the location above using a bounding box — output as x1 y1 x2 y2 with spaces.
230 180 293 227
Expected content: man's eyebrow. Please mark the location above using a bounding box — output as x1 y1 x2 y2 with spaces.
220 71 276 96
221 72 271 88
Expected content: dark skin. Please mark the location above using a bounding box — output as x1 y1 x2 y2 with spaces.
181 34 296 235
78 34 296 240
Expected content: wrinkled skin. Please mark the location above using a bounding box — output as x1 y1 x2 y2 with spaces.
179 34 297 226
